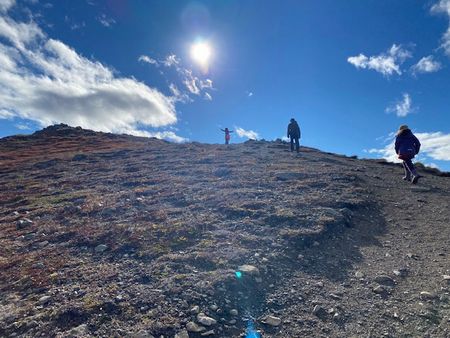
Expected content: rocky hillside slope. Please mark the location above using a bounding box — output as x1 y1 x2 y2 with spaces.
0 124 449 338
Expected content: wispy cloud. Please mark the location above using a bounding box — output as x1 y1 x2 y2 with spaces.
411 55 442 74
139 53 214 99
98 13 116 27
431 0 450 56
235 127 259 140
138 55 158 65
0 3 180 138
367 131 450 163
347 44 412 76
385 93 414 117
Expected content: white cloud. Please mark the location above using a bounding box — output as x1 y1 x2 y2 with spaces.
15 123 30 130
235 127 259 140
347 44 412 76
248 92 253 97
0 0 15 13
431 0 450 56
147 131 188 143
204 92 212 101
138 55 158 65
0 12 178 136
412 55 442 74
164 54 179 67
367 131 450 163
0 108 15 119
385 93 414 117
98 14 116 27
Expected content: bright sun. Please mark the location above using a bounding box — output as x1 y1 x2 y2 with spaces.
190 42 211 66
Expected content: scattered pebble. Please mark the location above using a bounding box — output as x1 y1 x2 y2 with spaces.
95 244 108 253
262 315 282 326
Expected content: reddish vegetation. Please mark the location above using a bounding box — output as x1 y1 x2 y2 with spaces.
0 124 449 337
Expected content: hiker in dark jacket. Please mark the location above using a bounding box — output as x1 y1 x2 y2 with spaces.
395 125 422 184
287 118 301 152
220 128 233 145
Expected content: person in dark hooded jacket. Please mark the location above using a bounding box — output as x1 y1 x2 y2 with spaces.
395 125 421 184
287 118 301 152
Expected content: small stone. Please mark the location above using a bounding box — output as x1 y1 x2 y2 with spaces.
229 309 238 316
313 241 320 246
174 330 189 338
443 275 450 281
38 295 51 305
355 271 364 278
312 305 327 319
237 264 260 276
16 218 33 229
190 305 200 314
201 330 215 336
38 241 49 248
65 324 89 337
95 244 108 253
262 315 281 326
186 321 205 332
373 285 386 294
374 275 395 286
229 319 237 325
329 293 342 300
210 304 218 311
115 294 124 302
197 314 217 326
420 291 437 300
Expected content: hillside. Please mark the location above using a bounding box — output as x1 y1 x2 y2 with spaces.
0 125 449 338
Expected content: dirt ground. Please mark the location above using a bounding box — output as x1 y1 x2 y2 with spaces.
0 125 449 337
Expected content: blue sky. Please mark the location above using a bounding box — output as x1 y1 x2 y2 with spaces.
0 0 449 170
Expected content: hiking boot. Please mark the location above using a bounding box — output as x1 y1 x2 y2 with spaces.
402 175 411 181
411 175 421 184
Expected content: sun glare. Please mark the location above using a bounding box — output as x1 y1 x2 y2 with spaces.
190 42 211 67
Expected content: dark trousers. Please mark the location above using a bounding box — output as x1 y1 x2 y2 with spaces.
290 137 299 152
402 159 417 177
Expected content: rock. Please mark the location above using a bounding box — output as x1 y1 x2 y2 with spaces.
174 330 189 338
129 330 155 338
197 313 217 326
355 271 364 278
38 241 49 248
201 330 215 336
420 291 437 300
38 295 51 305
329 293 342 300
190 305 200 314
229 319 237 325
443 275 450 281
210 304 218 311
262 315 282 326
186 321 205 332
229 309 238 316
95 244 108 253
312 305 327 319
374 275 395 286
237 264 260 276
393 268 408 277
16 218 33 229
372 285 387 294
65 324 89 337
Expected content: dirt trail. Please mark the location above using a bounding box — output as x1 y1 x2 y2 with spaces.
0 125 449 337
